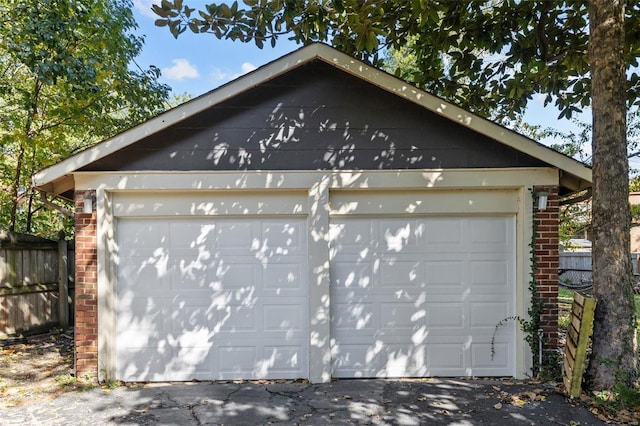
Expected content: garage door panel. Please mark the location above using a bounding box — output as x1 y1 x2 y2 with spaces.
423 220 463 245
118 220 170 247
425 303 464 328
118 259 171 291
118 347 177 381
169 300 216 329
263 304 305 332
379 259 421 288
471 342 512 372
329 220 374 249
333 343 433 377
332 302 374 331
379 302 418 329
426 344 465 369
261 221 305 250
218 346 256 376
117 316 171 349
470 301 512 329
262 261 306 290
469 217 510 244
377 220 418 252
331 261 375 289
334 338 512 377
168 222 217 247
331 343 380 376
216 222 257 248
261 345 304 373
469 260 511 290
424 260 464 287
212 261 259 289
116 217 308 381
214 306 256 332
217 345 306 379
330 216 515 377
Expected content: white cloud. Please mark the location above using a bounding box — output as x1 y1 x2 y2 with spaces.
133 0 158 19
162 59 200 81
240 62 257 74
209 62 257 85
210 68 231 83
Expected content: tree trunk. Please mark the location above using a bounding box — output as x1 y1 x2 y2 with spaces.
8 144 26 232
587 0 638 389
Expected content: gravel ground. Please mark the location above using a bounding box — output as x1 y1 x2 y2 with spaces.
0 329 77 408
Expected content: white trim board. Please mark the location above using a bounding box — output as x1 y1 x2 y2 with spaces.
74 168 558 192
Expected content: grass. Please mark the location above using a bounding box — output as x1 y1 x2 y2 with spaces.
54 374 95 391
557 287 640 331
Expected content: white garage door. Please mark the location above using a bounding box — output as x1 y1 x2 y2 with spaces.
330 216 515 377
115 217 308 381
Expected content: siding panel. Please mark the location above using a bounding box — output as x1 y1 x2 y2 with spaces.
83 61 546 172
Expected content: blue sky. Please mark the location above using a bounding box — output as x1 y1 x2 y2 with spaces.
131 1 602 165
132 1 297 96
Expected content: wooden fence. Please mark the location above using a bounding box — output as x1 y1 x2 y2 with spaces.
559 252 640 289
0 231 74 337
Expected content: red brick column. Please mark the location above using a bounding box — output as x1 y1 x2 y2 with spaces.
74 190 98 381
534 186 559 354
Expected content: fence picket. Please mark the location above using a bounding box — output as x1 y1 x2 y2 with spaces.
0 231 74 337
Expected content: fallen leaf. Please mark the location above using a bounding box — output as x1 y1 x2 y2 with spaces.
494 403 502 409
417 397 426 401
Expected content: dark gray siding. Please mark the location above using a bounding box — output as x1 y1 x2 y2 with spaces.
82 60 547 172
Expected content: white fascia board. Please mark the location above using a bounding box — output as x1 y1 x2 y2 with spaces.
32 44 326 188
314 44 592 185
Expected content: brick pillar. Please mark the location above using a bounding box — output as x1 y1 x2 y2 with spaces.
74 190 98 381
533 186 559 354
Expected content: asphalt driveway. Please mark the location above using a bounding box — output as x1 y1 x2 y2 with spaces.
5 378 605 425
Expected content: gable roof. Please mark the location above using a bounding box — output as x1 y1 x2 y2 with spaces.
33 43 591 198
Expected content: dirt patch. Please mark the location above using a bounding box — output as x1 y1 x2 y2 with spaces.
0 330 86 408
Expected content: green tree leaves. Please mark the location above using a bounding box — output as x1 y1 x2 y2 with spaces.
0 0 170 236
152 0 640 122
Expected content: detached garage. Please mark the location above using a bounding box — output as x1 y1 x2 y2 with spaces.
34 43 591 383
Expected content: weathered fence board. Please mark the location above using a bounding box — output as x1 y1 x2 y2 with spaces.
0 231 74 337
562 291 597 398
559 252 640 290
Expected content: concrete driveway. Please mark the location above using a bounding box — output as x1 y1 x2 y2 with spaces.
5 378 604 425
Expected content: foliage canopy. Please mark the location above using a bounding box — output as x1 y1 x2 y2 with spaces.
154 0 640 121
0 0 169 237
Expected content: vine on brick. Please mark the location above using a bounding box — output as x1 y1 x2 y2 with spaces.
491 188 544 376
